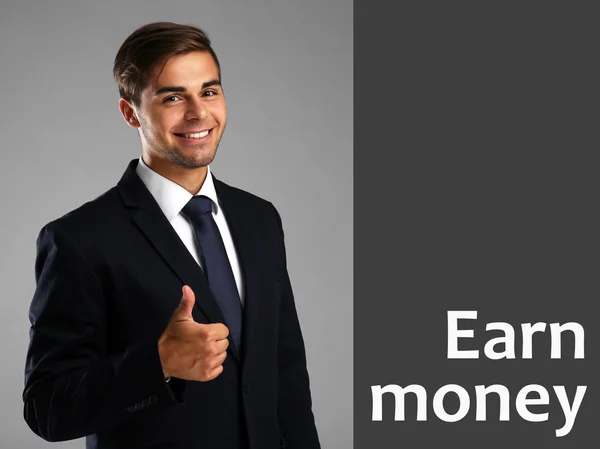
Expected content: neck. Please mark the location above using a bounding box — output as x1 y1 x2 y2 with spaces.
142 152 208 195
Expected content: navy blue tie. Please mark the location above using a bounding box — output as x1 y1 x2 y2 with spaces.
182 195 242 349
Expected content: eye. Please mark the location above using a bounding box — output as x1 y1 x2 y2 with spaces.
163 95 180 103
203 90 217 97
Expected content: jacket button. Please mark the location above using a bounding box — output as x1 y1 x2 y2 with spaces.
243 381 249 394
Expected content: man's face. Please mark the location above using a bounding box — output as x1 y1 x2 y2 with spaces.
131 51 226 169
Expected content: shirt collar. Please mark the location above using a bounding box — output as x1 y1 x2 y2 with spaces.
135 155 221 222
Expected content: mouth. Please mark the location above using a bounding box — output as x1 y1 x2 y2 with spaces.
173 128 213 142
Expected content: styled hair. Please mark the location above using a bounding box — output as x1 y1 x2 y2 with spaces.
113 22 221 105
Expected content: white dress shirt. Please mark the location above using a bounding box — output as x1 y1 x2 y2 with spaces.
136 156 245 305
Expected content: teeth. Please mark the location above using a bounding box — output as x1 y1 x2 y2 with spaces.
182 130 209 139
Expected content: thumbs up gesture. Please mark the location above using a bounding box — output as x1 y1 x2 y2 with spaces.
158 286 229 382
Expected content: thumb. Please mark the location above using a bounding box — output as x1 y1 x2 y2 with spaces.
172 285 196 321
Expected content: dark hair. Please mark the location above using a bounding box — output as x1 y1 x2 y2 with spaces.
113 22 221 105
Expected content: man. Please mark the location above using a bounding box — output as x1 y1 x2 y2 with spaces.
23 22 321 449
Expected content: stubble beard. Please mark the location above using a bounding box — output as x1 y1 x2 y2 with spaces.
140 123 224 170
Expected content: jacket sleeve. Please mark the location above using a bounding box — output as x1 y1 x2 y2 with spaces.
23 223 185 442
272 205 321 449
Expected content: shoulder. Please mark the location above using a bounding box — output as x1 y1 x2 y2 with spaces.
214 177 286 240
37 186 123 244
215 178 280 217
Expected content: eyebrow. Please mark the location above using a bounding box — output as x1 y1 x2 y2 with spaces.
153 80 222 97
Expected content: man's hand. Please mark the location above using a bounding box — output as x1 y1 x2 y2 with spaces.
158 285 229 382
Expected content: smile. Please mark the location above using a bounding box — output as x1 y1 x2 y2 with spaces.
174 129 211 139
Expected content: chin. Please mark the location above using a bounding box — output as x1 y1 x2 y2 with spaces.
172 152 216 170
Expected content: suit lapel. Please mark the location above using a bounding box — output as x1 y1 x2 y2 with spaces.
214 178 265 366
117 160 241 363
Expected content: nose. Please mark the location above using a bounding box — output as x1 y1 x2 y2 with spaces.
184 98 208 121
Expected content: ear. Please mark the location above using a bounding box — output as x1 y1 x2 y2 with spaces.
119 98 140 128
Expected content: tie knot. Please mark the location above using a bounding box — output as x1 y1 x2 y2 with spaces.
182 195 213 223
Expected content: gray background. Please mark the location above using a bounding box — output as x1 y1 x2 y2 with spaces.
355 2 598 448
0 0 352 447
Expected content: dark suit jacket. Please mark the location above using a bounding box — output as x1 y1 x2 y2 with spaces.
23 159 321 449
